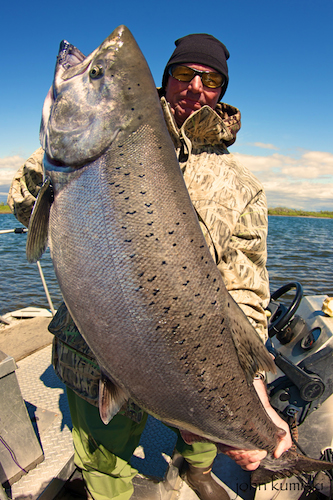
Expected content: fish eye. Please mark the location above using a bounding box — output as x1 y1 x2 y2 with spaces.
90 65 104 79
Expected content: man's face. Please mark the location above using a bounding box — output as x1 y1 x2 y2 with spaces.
165 63 221 127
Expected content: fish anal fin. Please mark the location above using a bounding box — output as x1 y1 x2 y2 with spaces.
26 176 53 263
251 449 333 486
227 297 276 383
99 371 129 425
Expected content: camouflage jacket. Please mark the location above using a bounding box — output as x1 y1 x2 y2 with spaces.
7 99 269 406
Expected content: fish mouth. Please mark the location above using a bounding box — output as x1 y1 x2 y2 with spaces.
44 153 78 173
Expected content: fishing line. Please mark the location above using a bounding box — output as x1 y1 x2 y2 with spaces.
0 435 28 474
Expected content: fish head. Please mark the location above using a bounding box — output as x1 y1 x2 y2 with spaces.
40 25 160 167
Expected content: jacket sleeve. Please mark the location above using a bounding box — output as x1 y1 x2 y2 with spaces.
185 155 270 344
216 191 270 344
7 147 44 227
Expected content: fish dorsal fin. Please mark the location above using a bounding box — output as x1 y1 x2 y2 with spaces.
26 177 53 263
228 298 276 383
99 371 129 425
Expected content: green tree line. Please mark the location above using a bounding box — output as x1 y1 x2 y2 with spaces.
268 207 333 218
1 202 333 218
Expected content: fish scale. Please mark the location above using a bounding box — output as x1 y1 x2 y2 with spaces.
26 24 333 484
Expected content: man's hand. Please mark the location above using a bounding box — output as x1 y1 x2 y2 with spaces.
218 378 292 471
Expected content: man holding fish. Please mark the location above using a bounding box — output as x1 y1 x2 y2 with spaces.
8 30 292 500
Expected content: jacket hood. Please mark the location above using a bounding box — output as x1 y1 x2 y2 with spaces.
158 89 241 150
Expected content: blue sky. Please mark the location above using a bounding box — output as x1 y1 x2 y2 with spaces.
1 0 332 210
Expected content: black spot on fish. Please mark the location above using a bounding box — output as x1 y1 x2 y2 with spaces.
129 254 136 259
194 343 201 349
216 343 223 348
183 280 190 286
195 293 200 297
145 233 154 238
147 221 153 226
176 339 185 344
140 191 146 195
173 296 178 300
147 275 156 282
183 266 187 270
138 271 144 277
185 312 192 318
148 301 155 306
135 285 143 291
161 260 167 265
164 306 170 313
118 190 125 194
124 172 130 176
145 202 152 207
153 289 160 296
169 230 174 234
139 174 145 178
200 357 207 362
211 300 217 305
124 239 132 243
220 328 225 335
126 210 136 215
199 313 205 319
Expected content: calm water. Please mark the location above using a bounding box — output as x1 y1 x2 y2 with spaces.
0 213 332 316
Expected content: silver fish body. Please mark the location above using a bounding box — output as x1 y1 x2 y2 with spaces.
27 25 331 483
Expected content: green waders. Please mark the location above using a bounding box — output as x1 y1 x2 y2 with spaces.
67 388 148 500
67 388 217 500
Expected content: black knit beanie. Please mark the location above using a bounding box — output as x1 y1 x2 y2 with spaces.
161 33 230 100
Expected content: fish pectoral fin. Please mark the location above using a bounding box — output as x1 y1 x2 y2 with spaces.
26 176 53 263
98 372 129 425
251 449 333 485
227 298 276 383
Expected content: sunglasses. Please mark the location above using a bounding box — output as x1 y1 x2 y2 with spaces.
169 64 225 89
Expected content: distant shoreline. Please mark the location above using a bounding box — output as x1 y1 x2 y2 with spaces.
1 205 332 219
269 214 332 220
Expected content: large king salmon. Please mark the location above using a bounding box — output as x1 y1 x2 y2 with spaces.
26 25 331 483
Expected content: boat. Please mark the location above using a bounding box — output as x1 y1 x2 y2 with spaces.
1 232 333 499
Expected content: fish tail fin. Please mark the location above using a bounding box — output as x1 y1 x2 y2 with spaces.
26 176 53 263
251 449 333 486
